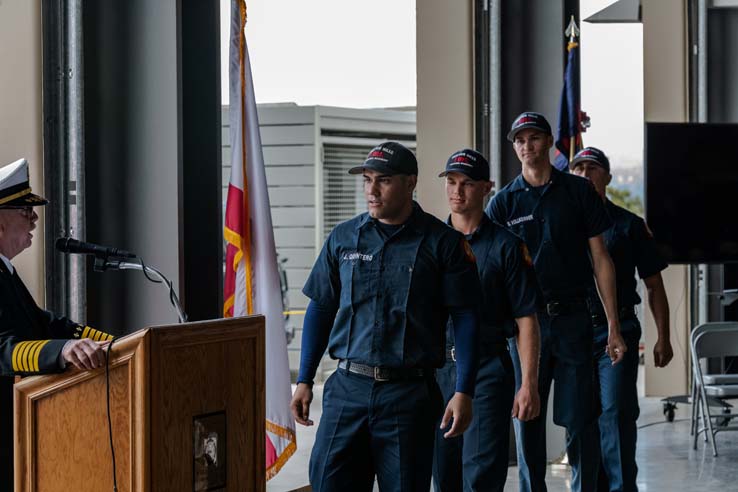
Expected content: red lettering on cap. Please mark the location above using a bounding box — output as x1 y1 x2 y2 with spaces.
369 150 385 158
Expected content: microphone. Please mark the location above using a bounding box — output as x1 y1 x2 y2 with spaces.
55 237 136 259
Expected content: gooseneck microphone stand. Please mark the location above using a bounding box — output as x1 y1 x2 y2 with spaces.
93 256 187 324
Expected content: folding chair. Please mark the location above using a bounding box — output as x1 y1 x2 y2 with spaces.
691 326 738 456
689 323 738 438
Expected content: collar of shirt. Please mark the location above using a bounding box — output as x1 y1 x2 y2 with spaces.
355 200 427 235
508 165 561 193
0 253 14 275
446 213 492 242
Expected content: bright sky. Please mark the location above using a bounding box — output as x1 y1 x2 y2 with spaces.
219 0 416 109
221 0 643 166
580 0 644 167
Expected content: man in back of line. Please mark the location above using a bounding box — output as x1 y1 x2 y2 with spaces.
570 146 673 492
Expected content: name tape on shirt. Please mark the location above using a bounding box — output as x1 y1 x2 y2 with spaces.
507 214 534 227
342 251 374 262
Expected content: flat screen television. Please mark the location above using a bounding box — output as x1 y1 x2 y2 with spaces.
645 122 738 264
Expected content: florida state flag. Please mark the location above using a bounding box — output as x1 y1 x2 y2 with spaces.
224 0 296 479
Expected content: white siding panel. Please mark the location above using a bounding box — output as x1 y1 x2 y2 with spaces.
257 106 315 125
221 124 314 147
222 148 314 169
273 227 314 247
271 206 316 227
286 289 310 310
222 105 314 127
268 186 314 207
259 125 315 146
285 268 311 291
276 248 318 269
262 145 315 166
266 166 314 186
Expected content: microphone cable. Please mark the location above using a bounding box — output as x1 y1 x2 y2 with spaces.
139 257 188 323
105 336 118 492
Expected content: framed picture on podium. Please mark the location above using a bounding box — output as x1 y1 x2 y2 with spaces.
193 411 227 491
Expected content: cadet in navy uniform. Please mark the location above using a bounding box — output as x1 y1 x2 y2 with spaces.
432 149 541 492
0 158 113 492
570 147 672 492
290 142 482 492
485 113 628 492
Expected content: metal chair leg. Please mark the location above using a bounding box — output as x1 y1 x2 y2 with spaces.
690 382 698 436
701 386 719 456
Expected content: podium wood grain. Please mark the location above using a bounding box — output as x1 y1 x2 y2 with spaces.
14 316 265 492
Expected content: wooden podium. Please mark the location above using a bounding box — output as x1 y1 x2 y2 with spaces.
13 316 265 492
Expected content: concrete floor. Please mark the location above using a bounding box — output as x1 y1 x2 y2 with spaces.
268 385 738 491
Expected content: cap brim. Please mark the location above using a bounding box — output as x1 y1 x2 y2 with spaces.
506 124 551 142
0 192 48 208
348 163 400 175
569 156 608 170
438 169 487 180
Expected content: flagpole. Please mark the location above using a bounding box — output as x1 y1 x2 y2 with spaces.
565 16 580 163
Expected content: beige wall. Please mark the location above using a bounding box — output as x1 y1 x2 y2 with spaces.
0 0 44 303
416 0 474 219
642 0 691 396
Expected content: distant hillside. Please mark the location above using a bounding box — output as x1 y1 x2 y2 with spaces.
610 165 643 201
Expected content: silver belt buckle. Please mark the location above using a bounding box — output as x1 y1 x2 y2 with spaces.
374 366 390 381
451 347 456 362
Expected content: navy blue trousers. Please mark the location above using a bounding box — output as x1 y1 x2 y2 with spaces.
432 352 515 492
509 310 600 492
309 368 443 492
593 317 642 492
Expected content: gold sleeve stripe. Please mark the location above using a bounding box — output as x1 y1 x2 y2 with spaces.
31 340 51 372
81 327 112 342
26 340 44 372
11 343 22 372
11 341 46 372
18 342 34 372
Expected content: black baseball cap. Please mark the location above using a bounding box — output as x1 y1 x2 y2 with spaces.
507 112 553 142
438 149 490 181
348 142 418 176
571 147 611 173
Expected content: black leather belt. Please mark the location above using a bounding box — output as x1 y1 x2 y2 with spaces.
337 360 429 381
543 299 589 317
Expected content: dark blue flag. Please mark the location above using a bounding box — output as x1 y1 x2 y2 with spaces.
554 39 587 171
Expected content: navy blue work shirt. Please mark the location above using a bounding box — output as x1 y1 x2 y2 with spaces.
446 214 539 348
303 202 482 369
485 167 612 303
602 200 668 308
